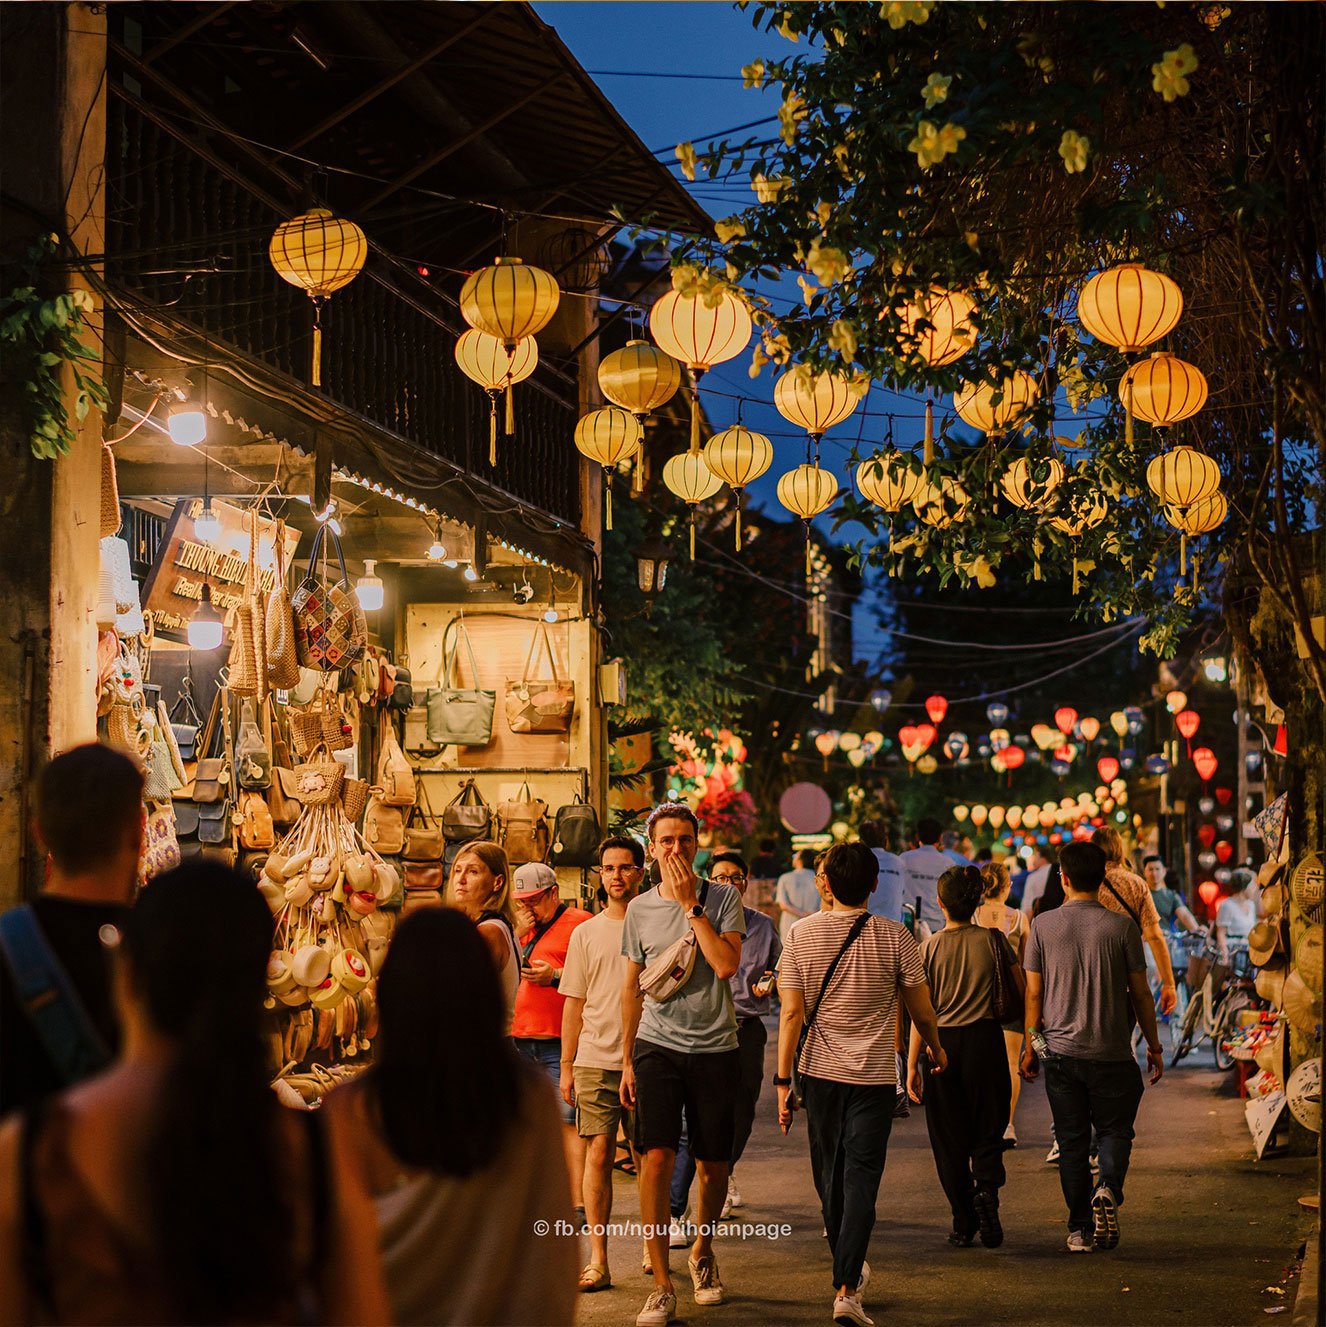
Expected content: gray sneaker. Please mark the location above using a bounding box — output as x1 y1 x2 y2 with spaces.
636 1288 678 1326
688 1254 725 1306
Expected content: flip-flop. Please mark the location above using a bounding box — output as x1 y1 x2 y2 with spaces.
579 1264 612 1293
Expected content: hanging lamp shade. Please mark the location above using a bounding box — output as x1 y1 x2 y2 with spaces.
574 406 642 532
1120 352 1208 427
898 286 977 367
856 452 924 512
1163 490 1227 535
663 451 723 560
454 330 538 465
954 372 1039 435
1165 689 1188 714
459 257 560 350
773 369 861 454
269 208 368 388
913 476 971 528
649 288 752 452
1148 445 1221 508
777 463 839 574
1077 263 1183 353
1000 456 1065 510
598 339 682 419
703 425 773 550
1055 706 1079 736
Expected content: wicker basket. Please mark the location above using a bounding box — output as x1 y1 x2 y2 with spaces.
341 777 370 825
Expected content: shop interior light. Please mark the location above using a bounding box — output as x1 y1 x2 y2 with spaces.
356 559 384 612
168 398 207 447
187 583 224 651
543 604 559 623
426 520 447 562
462 564 479 583
194 498 222 546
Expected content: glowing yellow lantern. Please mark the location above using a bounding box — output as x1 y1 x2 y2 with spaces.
1146 445 1221 509
917 754 939 776
971 804 989 828
574 407 642 531
988 805 1006 829
269 208 368 387
777 463 839 573
1078 715 1101 741
1000 456 1065 510
856 451 924 512
913 476 971 528
1050 489 1108 593
663 451 723 560
1077 263 1183 353
1119 352 1208 443
954 805 970 823
459 256 560 350
954 372 1039 435
774 369 862 456
703 425 774 549
1006 806 1023 829
1163 490 1227 575
1109 710 1129 738
899 286 977 367
454 330 538 465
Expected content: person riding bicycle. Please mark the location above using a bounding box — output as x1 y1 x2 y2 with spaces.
1142 858 1203 936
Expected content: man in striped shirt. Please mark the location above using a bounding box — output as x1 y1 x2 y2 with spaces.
776 843 946 1327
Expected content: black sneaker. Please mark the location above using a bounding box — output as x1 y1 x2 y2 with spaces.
947 1227 976 1248
973 1188 1004 1249
1091 1185 1119 1249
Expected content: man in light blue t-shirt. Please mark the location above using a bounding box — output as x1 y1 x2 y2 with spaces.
859 819 905 921
621 803 745 1327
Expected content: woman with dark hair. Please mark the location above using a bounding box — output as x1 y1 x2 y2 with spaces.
0 862 387 1325
907 864 1025 1251
326 907 577 1325
447 839 520 1034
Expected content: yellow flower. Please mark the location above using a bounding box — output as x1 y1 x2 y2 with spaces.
828 319 858 361
715 217 747 244
776 12 799 41
797 275 817 307
922 73 951 109
806 240 851 286
670 263 701 296
845 370 871 399
741 60 766 90
814 200 833 228
956 553 997 589
675 141 697 181
1152 43 1198 101
832 143 852 178
880 1 934 29
762 331 792 366
829 28 847 47
907 119 966 169
748 344 769 378
1058 129 1090 174
778 91 807 145
752 173 789 203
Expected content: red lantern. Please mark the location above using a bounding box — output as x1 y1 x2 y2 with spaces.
1175 710 1201 739
1001 745 1026 771
899 724 918 749
1197 824 1216 848
915 723 937 751
1049 832 1063 845
1054 744 1075 763
1214 786 1233 806
1054 706 1078 736
1274 725 1288 756
1215 841 1234 863
925 694 948 725
1096 755 1120 783
1197 880 1221 907
1192 747 1218 781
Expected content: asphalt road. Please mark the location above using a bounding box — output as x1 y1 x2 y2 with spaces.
574 1024 1313 1327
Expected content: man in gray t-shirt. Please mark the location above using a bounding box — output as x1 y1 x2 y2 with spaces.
1021 841 1162 1255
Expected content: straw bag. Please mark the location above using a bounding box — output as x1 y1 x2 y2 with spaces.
100 443 121 537
229 512 270 701
341 778 371 825
498 782 550 865
294 744 344 806
504 622 575 735
266 519 301 691
423 619 494 748
376 720 416 807
292 523 366 672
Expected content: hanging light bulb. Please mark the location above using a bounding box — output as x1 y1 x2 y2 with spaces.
462 564 479 583
356 559 384 612
187 582 224 651
168 395 207 447
426 521 447 562
194 497 222 546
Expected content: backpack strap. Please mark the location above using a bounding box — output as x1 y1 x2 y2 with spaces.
0 907 112 1086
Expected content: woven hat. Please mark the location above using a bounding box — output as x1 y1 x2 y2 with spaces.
1287 1058 1322 1134
1261 881 1286 917
1255 965 1287 1008
1291 852 1325 922
1249 920 1282 968
1282 971 1319 1035
1259 858 1286 889
1298 924 1324 992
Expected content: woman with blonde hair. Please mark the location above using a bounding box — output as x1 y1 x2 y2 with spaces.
976 858 1028 1147
448 840 520 1034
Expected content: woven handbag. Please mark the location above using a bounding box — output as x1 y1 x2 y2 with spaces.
341 777 371 825
292 523 366 672
503 622 575 735
294 743 344 806
266 519 301 691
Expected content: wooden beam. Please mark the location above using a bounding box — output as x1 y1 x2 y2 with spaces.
141 3 237 66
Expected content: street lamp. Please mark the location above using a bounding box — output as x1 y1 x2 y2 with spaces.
634 536 670 615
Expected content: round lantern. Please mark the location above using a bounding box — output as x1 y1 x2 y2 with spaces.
971 804 989 828
777 463 839 572
1000 456 1065 510
663 451 723 559
856 451 924 512
1076 263 1183 353
1146 445 1221 509
650 287 752 451
1176 709 1201 740
598 339 681 422
269 207 368 387
574 407 642 531
1192 747 1218 781
913 476 971 528
454 329 538 465
989 728 1011 751
1164 491 1228 576
917 755 939 776
703 425 774 550
838 731 862 752
925 694 949 725
1120 352 1209 427
774 369 862 454
1054 706 1078 736
987 702 1009 726
1078 715 1101 742
954 372 1039 435
1097 755 1120 783
1165 689 1188 714
1001 744 1026 771
898 286 977 367
944 731 969 761
459 257 560 350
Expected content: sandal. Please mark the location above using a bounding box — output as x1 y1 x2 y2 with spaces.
579 1264 612 1293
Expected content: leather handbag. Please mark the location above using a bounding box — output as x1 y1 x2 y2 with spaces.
403 862 446 893
168 682 202 763
498 782 550 865
424 618 494 748
198 799 232 846
239 790 276 851
364 797 405 856
269 766 304 828
550 795 601 868
504 622 575 735
192 758 227 803
404 704 438 756
266 518 301 691
390 665 413 712
376 721 416 808
291 522 367 672
441 778 491 844
402 781 443 862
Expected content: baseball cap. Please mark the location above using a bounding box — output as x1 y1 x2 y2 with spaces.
513 862 558 899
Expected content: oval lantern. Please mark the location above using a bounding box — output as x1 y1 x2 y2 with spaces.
454 329 538 465
1006 806 1023 829
1120 352 1209 427
650 287 752 451
869 689 892 714
1078 715 1101 742
814 731 839 758
944 731 969 761
1147 446 1221 508
1109 710 1129 738
1077 263 1183 353
703 424 774 549
989 728 1011 752
847 747 868 768
777 463 839 573
598 339 682 421
838 732 862 752
987 702 1009 725
1001 455 1065 510
914 723 938 752
575 407 642 531
1165 689 1188 714
774 369 862 452
1030 724 1059 751
1097 755 1120 783
1197 880 1221 907
898 286 977 367
925 694 949 725
663 451 723 559
913 476 972 529
269 207 368 387
1054 706 1078 736
1001 744 1026 771
988 806 1006 829
1192 747 1218 781
1176 709 1201 740
954 372 1039 435
1215 840 1234 864
970 804 989 828
856 451 924 512
954 805 970 822
459 256 560 349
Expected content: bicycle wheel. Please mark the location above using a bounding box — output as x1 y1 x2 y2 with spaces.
1213 990 1255 1071
1167 981 1191 1056
1171 988 1204 1066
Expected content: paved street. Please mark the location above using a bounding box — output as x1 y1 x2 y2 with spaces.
577 1023 1313 1326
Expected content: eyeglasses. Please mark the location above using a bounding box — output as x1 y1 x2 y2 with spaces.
592 866 643 877
710 872 746 885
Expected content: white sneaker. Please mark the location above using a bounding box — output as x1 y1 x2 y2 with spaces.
1091 1184 1120 1249
833 1291 874 1326
636 1288 678 1326
726 1175 744 1209
856 1261 871 1297
720 1190 734 1219
1003 1123 1018 1148
668 1216 690 1249
1045 1139 1060 1164
1066 1230 1093 1254
688 1253 724 1306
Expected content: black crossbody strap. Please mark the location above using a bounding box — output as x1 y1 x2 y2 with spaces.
1102 877 1141 930
521 903 567 965
805 912 870 1033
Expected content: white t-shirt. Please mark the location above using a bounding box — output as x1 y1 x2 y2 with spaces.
899 845 951 931
1020 864 1052 917
558 911 627 1071
867 848 906 922
1217 893 1258 944
776 867 821 939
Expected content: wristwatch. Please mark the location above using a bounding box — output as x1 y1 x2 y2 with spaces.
688 903 705 919
772 1074 792 1087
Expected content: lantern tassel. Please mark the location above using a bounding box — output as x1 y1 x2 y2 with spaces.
735 490 743 552
310 300 324 389
805 525 812 580
1179 531 1187 577
505 381 516 437
1033 553 1041 582
489 397 499 466
1124 377 1134 447
689 382 702 455
1193 552 1200 593
605 471 613 532
689 510 696 561
1072 556 1080 596
924 398 935 465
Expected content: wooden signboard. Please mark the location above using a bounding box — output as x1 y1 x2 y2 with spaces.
141 499 301 643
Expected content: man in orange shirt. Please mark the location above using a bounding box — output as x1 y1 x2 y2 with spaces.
512 862 592 1222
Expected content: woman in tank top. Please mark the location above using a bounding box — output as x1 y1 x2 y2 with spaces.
976 859 1029 1147
448 840 520 1034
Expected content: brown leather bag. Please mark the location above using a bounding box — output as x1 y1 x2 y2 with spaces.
364 795 405 855
376 719 416 807
503 622 575 735
498 782 550 865
403 862 446 893
239 790 276 851
402 781 443 862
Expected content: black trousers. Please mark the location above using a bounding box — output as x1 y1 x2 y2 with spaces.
922 1021 1011 1233
731 1016 768 1168
803 1076 896 1291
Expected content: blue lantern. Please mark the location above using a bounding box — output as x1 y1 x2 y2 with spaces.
987 702 1009 725
1144 753 1171 775
869 688 892 713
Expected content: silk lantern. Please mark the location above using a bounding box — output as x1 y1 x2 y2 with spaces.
1192 747 1218 782
987 702 1009 725
925 694 949 725
1163 491 1227 576
899 286 977 366
1078 716 1101 742
1166 689 1188 714
1055 707 1078 736
954 372 1039 435
703 425 773 549
1007 807 1024 829
971 804 989 828
1050 489 1108 592
777 463 839 573
1198 880 1221 907
454 330 538 464
917 755 939 776
989 728 1011 751
1030 724 1058 751
1214 786 1234 806
1215 841 1234 864
1077 263 1183 353
1197 824 1217 848
838 732 862 752
986 806 1004 830
1176 709 1201 740
575 407 642 531
774 369 862 459
1109 710 1129 739
460 257 560 352
269 208 368 387
1001 744 1026 770
663 451 722 558
1001 455 1065 510
1097 755 1120 783
870 689 892 714
944 731 968 761
650 288 752 451
856 451 924 512
598 339 681 422
915 723 938 752
1120 352 1208 444
847 747 868 768
914 476 972 529
954 804 970 822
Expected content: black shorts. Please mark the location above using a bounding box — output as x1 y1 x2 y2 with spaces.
632 1039 741 1161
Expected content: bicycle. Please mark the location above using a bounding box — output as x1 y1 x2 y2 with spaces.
1170 942 1263 1069
1211 947 1264 1072
1132 929 1203 1062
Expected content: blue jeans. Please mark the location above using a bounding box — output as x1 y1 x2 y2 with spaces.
515 1037 575 1126
1044 1056 1144 1233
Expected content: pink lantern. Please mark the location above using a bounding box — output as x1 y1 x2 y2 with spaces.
1096 755 1120 783
1054 706 1078 735
925 694 949 725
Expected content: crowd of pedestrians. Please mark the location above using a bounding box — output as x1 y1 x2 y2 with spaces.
2 747 1191 1327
